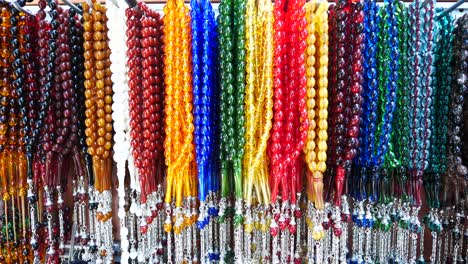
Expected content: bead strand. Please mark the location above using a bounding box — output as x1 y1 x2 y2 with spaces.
83 2 114 260
163 0 195 260
269 0 286 205
29 0 51 259
427 11 453 208
330 0 350 206
7 7 24 263
376 0 399 203
243 0 255 209
21 13 38 264
325 4 336 201
313 2 329 211
252 0 273 207
445 14 467 208
107 0 130 261
126 6 143 198
304 1 317 206
393 1 410 201
140 0 165 220
417 0 434 207
355 0 379 201
217 0 240 258
407 0 422 204
217 0 234 202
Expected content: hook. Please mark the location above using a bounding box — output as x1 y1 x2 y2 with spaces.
436 0 466 19
61 0 83 14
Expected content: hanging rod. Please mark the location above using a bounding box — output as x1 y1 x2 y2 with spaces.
25 0 468 4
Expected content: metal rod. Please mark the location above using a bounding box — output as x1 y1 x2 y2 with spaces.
62 0 83 13
125 0 137 8
10 0 35 16
420 0 430 9
437 0 466 19
21 0 468 5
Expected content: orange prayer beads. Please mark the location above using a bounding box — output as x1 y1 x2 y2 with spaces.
82 1 114 261
163 0 196 260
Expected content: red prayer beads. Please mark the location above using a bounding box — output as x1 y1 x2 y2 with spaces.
269 0 308 205
139 2 165 204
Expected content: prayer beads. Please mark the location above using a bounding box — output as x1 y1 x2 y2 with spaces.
82 1 114 261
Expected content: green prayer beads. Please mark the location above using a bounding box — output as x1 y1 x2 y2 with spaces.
218 0 246 200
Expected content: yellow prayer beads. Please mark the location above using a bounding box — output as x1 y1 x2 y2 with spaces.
304 1 328 211
163 0 196 235
242 0 273 208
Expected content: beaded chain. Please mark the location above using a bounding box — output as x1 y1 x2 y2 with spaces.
269 0 308 261
304 0 329 212
327 0 348 209
191 0 219 260
82 2 114 262
377 0 399 204
12 7 32 264
407 1 421 207
407 0 434 261
125 10 145 252
354 0 379 203
344 0 364 204
217 0 234 220
13 14 28 249
53 8 72 258
327 4 364 249
446 14 467 210
393 1 410 202
426 10 454 209
29 0 52 260
243 0 256 210
242 0 273 260
359 1 399 262
423 8 454 261
418 0 435 206
37 0 65 261
125 3 166 261
126 6 144 201
303 2 329 261
325 3 336 202
340 1 364 260
20 11 38 264
68 6 95 262
139 3 165 211
269 0 286 255
107 0 130 262
443 14 467 264
0 6 12 263
217 0 246 258
0 5 32 264
408 0 435 208
349 0 379 261
140 2 166 261
163 0 196 261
